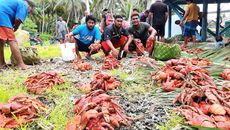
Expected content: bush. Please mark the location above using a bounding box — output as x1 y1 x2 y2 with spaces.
22 17 37 33
40 33 53 41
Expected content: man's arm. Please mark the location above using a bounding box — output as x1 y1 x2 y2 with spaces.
14 19 22 32
148 26 157 40
180 6 189 24
124 35 133 50
106 40 116 51
148 12 153 25
94 27 102 44
94 40 100 44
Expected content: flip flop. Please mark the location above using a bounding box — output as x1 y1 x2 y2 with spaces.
15 65 33 70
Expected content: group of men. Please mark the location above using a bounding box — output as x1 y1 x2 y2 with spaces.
66 13 158 60
0 0 202 70
65 0 171 60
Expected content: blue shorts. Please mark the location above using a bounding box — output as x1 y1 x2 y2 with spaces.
183 21 198 37
58 31 66 40
75 39 90 53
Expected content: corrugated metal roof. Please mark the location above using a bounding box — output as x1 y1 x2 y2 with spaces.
164 0 230 4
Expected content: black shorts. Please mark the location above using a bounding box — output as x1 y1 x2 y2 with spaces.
75 39 90 53
153 25 165 36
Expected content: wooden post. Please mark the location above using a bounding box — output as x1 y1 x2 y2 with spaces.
202 0 208 41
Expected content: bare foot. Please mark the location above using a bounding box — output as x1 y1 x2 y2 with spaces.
15 64 31 70
180 44 187 51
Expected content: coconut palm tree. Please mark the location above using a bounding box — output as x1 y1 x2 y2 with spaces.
55 0 86 24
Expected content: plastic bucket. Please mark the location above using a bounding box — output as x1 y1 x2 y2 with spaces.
60 43 75 61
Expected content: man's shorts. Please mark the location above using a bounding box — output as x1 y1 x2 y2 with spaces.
152 24 165 37
58 31 66 40
101 36 127 52
75 39 90 53
183 21 198 37
0 26 15 41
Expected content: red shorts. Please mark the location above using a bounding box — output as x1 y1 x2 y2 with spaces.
0 26 15 41
101 36 127 52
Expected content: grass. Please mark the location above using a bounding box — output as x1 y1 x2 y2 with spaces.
157 112 186 130
3 42 225 130
0 70 28 103
1 42 72 130
108 66 158 100
4 43 61 63
30 81 78 130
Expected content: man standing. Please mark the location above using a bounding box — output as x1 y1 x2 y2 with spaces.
101 15 132 59
124 13 157 56
180 0 200 49
149 0 168 42
0 0 35 70
56 17 69 44
67 15 101 59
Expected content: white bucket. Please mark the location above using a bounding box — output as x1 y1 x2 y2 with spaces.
60 43 76 61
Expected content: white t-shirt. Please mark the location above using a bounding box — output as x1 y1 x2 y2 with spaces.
56 21 67 32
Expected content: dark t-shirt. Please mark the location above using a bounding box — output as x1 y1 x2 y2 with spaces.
150 1 168 26
140 13 147 22
128 22 150 46
103 24 129 43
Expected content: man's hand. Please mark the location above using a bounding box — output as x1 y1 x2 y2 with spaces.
133 38 141 43
148 35 155 41
112 49 119 58
13 27 19 32
179 20 183 25
14 19 21 32
66 32 73 41
123 44 129 52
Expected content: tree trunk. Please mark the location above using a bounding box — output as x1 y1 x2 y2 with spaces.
67 11 71 25
42 1 45 34
85 0 90 13
128 0 133 21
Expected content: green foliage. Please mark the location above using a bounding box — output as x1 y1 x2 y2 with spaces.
0 70 28 103
35 97 72 130
31 82 77 130
4 44 61 63
22 17 38 33
37 45 61 59
40 33 53 41
157 112 186 130
54 6 65 17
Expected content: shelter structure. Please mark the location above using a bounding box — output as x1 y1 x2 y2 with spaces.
164 0 230 41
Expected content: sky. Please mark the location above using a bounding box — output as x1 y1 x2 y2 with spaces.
199 3 230 20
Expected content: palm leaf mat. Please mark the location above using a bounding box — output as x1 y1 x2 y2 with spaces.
152 43 229 129
182 43 230 66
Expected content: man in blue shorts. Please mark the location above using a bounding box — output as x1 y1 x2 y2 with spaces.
180 0 200 49
0 0 35 70
67 15 101 59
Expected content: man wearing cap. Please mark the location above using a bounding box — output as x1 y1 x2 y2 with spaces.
0 0 35 70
